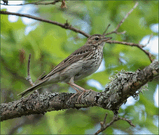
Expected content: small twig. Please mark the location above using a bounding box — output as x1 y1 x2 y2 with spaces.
26 54 34 86
115 2 138 31
95 115 117 135
119 117 135 127
99 113 108 130
107 40 154 62
0 11 90 38
0 2 153 63
105 2 138 36
103 2 154 62
95 114 135 135
26 54 40 95
103 113 108 126
0 0 61 6
137 46 154 63
103 24 111 36
143 34 153 47
116 31 126 35
107 40 144 48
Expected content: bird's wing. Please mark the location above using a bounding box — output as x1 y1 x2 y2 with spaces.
43 45 94 79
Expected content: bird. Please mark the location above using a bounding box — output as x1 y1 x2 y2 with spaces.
18 33 112 98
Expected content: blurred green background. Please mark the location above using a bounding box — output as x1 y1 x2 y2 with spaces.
1 0 158 134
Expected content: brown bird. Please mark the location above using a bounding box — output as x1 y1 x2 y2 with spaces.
18 33 112 97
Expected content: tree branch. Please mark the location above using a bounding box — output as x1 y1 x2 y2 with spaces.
1 2 154 63
1 0 61 6
1 60 158 122
105 2 139 36
26 54 34 86
0 11 90 38
95 114 135 135
107 40 155 62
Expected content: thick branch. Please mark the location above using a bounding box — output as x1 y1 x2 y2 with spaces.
0 11 90 38
0 60 158 122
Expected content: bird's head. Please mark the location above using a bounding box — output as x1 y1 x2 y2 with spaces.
86 34 112 46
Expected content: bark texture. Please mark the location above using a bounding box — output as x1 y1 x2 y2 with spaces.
0 60 158 121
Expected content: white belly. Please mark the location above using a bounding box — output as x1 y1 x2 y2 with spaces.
74 47 103 81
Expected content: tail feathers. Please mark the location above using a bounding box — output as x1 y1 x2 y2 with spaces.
18 79 48 97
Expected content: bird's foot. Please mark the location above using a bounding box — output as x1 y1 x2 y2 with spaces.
77 91 85 103
77 89 94 103
68 92 79 102
68 89 94 103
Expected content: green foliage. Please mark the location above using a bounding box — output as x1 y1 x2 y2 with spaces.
1 1 158 134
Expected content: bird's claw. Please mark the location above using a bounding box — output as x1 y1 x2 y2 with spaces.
68 89 94 103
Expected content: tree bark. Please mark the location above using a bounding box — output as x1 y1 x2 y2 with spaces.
0 60 158 122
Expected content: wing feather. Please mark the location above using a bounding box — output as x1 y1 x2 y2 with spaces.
43 45 94 79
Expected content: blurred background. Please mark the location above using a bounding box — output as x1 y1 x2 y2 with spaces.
1 0 158 134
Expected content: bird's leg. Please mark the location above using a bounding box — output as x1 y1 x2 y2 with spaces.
70 83 95 102
68 77 94 102
67 77 81 101
68 77 90 102
69 82 86 92
68 82 80 93
67 77 85 102
67 82 81 101
69 82 87 102
68 83 85 102
70 83 95 92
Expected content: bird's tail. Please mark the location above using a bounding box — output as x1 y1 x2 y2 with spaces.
17 78 48 97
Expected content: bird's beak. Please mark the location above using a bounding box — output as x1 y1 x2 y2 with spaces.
102 37 112 42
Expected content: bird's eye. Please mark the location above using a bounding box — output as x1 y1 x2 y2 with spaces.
95 37 99 40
